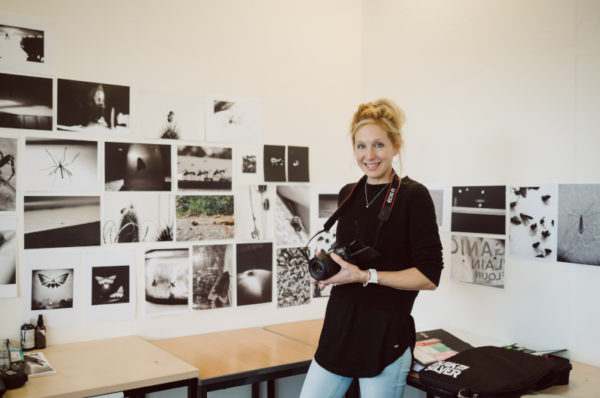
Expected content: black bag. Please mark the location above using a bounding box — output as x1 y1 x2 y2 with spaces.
418 346 571 398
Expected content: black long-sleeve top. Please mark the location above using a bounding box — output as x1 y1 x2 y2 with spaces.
314 176 444 377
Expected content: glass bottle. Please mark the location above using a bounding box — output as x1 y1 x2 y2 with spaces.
35 314 46 349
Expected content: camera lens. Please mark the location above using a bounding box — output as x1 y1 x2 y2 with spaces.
309 254 340 281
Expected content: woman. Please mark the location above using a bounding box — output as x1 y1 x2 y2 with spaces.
300 98 443 398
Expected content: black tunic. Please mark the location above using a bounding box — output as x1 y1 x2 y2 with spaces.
314 176 443 377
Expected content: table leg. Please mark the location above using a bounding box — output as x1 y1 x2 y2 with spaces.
267 379 275 398
188 378 198 398
199 385 208 398
252 382 260 398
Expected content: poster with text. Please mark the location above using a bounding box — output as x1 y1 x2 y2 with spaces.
451 234 505 288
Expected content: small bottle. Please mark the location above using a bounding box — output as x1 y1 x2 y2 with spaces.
20 320 35 351
35 314 46 349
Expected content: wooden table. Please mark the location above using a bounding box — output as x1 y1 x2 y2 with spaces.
5 335 199 398
263 318 323 347
152 327 316 398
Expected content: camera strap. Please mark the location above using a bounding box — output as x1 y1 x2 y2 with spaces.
323 173 401 232
303 173 401 261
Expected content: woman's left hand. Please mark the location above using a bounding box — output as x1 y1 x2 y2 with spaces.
317 252 367 290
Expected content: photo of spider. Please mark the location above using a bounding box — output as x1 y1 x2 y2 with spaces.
24 138 98 193
206 97 262 144
557 184 600 266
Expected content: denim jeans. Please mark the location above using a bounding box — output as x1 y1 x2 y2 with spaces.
299 347 412 398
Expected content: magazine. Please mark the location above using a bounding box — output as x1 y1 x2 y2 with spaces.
412 329 474 371
23 351 56 377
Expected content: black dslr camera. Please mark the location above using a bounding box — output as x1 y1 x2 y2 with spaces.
309 239 380 281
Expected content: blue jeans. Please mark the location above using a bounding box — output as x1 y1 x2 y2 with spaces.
299 347 413 398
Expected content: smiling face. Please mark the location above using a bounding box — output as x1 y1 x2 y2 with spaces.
354 123 400 184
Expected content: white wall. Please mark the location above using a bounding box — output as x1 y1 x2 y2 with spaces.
362 0 600 367
0 0 362 344
2 1 600 397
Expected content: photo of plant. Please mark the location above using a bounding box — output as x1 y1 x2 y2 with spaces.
176 195 234 241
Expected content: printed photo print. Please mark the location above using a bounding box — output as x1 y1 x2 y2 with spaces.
263 145 286 182
509 185 558 261
451 235 505 288
103 193 173 244
24 196 100 249
0 215 17 298
177 145 232 191
91 265 130 306
241 153 257 174
192 244 233 310
144 248 189 316
57 79 130 134
275 185 310 246
235 184 275 241
105 142 171 191
0 17 51 75
557 184 600 266
236 242 273 306
176 195 234 241
135 89 203 141
277 247 310 308
31 268 74 310
24 138 98 193
287 146 309 182
206 97 261 144
0 23 45 64
0 73 52 130
0 137 16 210
451 185 506 235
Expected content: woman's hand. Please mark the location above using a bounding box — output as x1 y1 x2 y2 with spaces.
315 252 367 290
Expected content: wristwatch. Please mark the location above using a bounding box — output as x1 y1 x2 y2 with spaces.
362 268 378 287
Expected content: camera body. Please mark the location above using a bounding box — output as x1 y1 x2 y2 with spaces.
309 239 380 281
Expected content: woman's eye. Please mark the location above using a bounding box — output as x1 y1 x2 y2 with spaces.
375 142 385 148
356 144 365 149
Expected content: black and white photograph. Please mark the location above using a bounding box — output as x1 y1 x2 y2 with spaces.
57 78 130 134
557 184 600 266
91 265 130 306
275 185 310 246
451 185 506 235
241 153 257 174
0 215 16 298
287 146 309 182
24 138 98 193
509 185 558 261
23 352 56 377
263 145 286 182
103 193 172 244
277 247 310 308
0 15 51 74
105 142 171 191
0 73 52 130
236 242 273 306
206 97 262 144
135 90 203 140
235 184 275 241
83 247 136 322
24 196 100 249
177 145 232 191
31 268 74 310
144 248 189 316
318 193 338 218
451 234 505 288
176 195 234 241
192 244 233 310
0 137 16 210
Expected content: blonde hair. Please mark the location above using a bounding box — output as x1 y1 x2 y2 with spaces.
350 98 405 148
